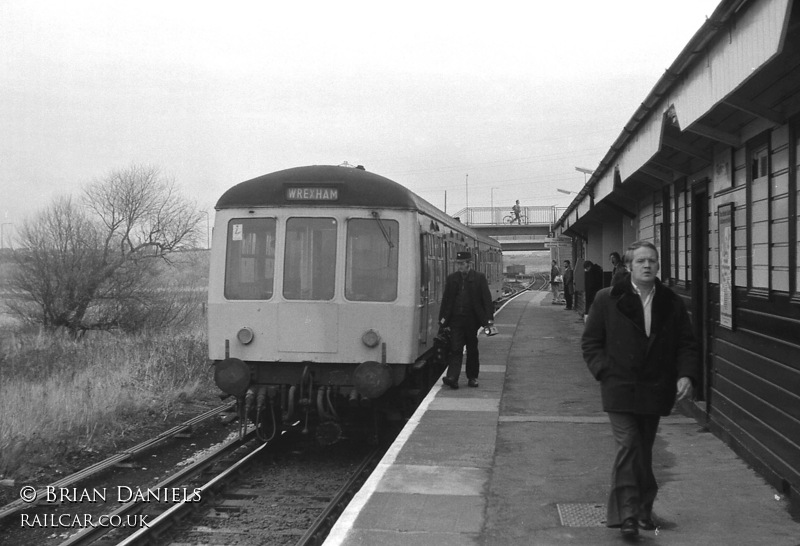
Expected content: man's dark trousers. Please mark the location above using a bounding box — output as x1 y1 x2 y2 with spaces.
606 412 660 526
446 314 480 381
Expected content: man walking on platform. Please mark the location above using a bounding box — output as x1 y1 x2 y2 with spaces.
438 251 494 389
582 240 699 537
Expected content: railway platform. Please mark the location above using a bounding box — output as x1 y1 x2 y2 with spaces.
324 290 800 545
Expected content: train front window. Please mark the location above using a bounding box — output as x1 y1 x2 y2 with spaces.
345 218 399 302
225 218 276 300
283 218 337 300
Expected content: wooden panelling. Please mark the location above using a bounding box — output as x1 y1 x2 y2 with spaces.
710 399 800 493
735 309 800 349
714 376 800 463
712 386 800 481
712 350 800 423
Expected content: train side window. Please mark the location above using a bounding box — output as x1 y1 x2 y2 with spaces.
225 218 276 300
284 218 337 300
345 218 399 302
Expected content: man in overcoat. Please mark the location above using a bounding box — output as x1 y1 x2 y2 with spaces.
439 251 494 389
582 240 699 537
610 251 628 286
582 259 603 320
562 259 574 310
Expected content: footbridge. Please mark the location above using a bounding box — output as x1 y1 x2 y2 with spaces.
453 206 567 251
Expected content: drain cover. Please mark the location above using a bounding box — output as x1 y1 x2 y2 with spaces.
557 503 606 527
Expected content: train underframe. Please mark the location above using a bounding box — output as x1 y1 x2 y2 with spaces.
213 333 450 445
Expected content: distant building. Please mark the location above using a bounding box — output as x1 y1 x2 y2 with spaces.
506 264 525 276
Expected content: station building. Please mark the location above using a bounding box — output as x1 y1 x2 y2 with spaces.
554 0 800 505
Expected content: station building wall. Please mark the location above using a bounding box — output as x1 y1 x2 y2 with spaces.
626 119 800 502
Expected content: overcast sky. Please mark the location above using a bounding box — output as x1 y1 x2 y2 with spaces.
1 0 722 242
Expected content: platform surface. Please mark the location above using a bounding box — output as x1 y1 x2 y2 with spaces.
325 290 800 545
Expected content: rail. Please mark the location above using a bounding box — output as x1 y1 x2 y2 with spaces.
295 448 383 546
0 401 236 522
58 427 259 546
111 429 263 546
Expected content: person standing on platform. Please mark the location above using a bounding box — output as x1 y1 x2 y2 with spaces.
582 240 699 537
562 260 574 310
582 260 603 321
438 251 494 389
550 260 562 304
610 251 628 286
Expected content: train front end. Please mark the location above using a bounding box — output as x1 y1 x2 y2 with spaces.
207 166 426 441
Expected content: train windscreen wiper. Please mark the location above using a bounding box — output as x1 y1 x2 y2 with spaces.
371 211 395 248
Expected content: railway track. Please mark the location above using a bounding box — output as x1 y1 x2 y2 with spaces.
1 408 379 546
161 441 380 546
0 402 236 524
55 427 262 546
80 429 381 546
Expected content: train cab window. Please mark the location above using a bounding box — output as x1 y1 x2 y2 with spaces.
284 218 337 300
224 218 276 300
345 218 399 301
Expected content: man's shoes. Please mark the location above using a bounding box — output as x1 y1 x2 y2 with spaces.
442 377 459 389
620 517 639 537
638 516 657 530
468 378 479 388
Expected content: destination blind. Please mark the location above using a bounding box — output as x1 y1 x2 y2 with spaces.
285 187 339 201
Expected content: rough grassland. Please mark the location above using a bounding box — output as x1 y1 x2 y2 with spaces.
0 250 214 481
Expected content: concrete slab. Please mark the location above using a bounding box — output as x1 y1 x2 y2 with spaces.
429 398 499 412
479 364 507 373
396 412 497 468
352 492 484 533
377 465 488 496
335 529 479 546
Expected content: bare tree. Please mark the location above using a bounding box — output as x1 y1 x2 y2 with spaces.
83 164 201 264
8 196 104 331
8 165 203 335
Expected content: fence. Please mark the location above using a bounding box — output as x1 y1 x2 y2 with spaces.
452 206 566 225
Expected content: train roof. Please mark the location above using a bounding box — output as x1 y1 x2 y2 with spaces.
216 165 415 210
215 165 500 248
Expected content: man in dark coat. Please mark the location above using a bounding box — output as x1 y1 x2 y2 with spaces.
582 260 603 320
562 259 574 310
582 240 699 537
609 251 628 286
439 251 494 389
